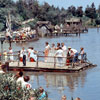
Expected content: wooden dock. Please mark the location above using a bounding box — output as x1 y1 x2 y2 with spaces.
5 61 96 73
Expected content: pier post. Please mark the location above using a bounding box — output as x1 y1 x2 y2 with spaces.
36 55 39 68
54 56 56 68
18 52 20 67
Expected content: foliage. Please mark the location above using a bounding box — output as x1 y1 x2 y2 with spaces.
85 3 97 20
76 6 83 17
0 73 48 100
0 73 31 100
33 88 48 100
0 0 100 32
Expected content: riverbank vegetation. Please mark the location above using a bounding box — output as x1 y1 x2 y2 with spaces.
0 0 100 31
0 73 48 100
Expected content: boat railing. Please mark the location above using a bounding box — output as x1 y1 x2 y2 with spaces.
1 53 78 68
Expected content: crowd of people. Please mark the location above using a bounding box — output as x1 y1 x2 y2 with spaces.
44 42 86 66
6 27 37 42
0 42 86 67
0 46 38 66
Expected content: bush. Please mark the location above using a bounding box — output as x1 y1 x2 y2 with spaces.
0 73 31 100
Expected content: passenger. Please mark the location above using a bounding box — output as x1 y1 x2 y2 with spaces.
44 42 50 62
8 47 14 62
22 76 31 89
51 43 56 51
80 47 85 63
3 50 7 62
74 97 81 100
48 43 56 63
56 43 60 50
61 43 67 65
67 47 78 64
67 47 72 63
71 48 79 63
16 71 24 84
61 43 67 51
21 47 27 66
55 47 64 67
30 47 37 62
61 95 67 100
27 47 32 61
38 87 47 100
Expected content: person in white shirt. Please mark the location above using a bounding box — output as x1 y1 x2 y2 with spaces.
22 76 31 89
61 43 67 65
55 47 64 67
67 47 78 63
61 43 67 51
8 47 14 62
21 47 27 66
30 47 37 61
16 71 24 84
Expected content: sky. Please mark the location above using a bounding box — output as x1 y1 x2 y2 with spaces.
14 0 100 10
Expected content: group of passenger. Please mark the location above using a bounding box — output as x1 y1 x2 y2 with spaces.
2 47 14 62
1 42 86 67
14 29 37 41
6 28 37 42
19 47 38 66
44 42 86 66
1 46 38 66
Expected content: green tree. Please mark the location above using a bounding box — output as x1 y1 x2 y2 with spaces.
76 6 83 17
85 3 97 24
67 6 76 16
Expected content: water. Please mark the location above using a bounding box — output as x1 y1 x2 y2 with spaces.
1 28 100 100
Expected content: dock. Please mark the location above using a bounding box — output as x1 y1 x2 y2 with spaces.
4 61 96 73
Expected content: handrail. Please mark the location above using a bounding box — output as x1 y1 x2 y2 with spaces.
1 52 87 68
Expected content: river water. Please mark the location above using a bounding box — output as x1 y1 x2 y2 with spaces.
1 28 100 100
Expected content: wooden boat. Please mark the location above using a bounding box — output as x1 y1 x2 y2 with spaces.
5 34 39 43
1 51 96 73
2 56 96 73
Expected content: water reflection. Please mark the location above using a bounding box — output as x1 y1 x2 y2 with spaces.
25 72 86 93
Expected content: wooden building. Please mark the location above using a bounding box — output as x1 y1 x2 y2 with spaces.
36 21 54 37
